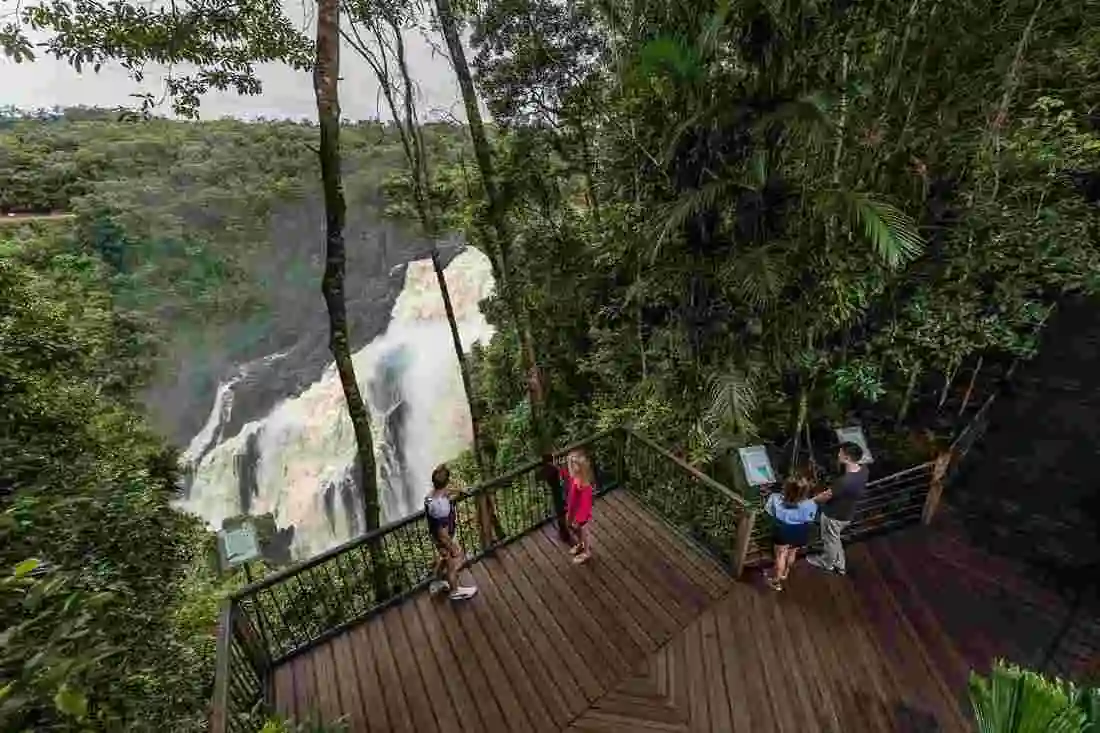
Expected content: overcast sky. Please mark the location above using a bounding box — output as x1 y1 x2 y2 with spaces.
1 19 464 121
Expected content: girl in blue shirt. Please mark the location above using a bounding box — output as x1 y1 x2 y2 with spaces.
764 472 818 591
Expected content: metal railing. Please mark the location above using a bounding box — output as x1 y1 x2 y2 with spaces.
744 460 939 566
210 428 627 732
210 423 974 732
210 603 271 733
622 430 757 576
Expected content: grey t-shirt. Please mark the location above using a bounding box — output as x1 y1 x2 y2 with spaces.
822 466 869 522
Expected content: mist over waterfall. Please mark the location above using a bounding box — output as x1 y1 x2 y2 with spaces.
177 247 496 560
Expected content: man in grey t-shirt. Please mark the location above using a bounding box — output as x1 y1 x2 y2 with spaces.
807 442 868 575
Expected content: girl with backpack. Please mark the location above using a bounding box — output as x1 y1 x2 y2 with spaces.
425 464 478 601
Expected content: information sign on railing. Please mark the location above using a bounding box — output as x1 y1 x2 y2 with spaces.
219 525 260 570
737 445 777 487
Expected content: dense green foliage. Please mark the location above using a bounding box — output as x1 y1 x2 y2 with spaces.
0 110 473 729
0 223 228 730
450 0 1100 473
0 111 470 435
969 660 1099 732
3 0 1100 729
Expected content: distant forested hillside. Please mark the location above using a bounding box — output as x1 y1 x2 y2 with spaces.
0 108 470 442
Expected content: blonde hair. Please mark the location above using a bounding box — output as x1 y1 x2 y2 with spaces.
567 450 595 486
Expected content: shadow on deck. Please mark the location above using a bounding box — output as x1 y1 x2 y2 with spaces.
264 490 1095 733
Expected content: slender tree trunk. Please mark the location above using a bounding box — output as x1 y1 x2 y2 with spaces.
345 13 500 540
315 0 390 600
315 0 379 534
958 355 983 417
896 362 920 426
573 119 601 225
433 0 564 537
988 0 1047 201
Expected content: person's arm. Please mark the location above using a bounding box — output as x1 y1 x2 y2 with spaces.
812 487 833 503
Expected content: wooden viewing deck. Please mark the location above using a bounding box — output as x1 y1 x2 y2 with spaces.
264 491 1097 733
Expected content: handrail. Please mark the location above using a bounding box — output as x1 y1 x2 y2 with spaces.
210 426 631 733
624 428 750 508
866 459 935 486
744 459 939 567
211 420 992 733
620 428 755 574
229 426 623 601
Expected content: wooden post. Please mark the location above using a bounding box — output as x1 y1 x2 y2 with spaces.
476 493 494 548
616 428 628 490
922 452 953 525
732 509 758 579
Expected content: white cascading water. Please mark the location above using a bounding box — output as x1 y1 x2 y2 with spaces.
177 247 496 559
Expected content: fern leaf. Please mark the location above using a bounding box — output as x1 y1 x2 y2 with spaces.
823 190 925 268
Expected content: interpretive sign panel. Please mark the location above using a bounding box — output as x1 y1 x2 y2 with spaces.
220 524 260 568
738 445 777 487
835 425 874 463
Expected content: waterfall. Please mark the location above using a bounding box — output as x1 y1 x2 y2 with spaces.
177 246 496 560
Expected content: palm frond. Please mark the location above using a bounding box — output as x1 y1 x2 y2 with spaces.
758 92 834 148
721 246 787 309
824 190 925 269
968 661 1089 733
695 0 731 59
702 366 760 440
652 179 743 262
746 149 768 190
635 35 704 84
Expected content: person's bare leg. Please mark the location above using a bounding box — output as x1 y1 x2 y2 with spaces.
776 546 790 579
568 522 582 554
573 524 592 563
767 545 787 589
780 547 797 580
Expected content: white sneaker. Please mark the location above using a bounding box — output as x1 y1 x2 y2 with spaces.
448 586 478 601
429 580 451 596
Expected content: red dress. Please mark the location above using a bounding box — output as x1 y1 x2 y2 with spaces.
560 467 594 525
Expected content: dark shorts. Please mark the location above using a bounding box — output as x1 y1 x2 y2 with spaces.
772 520 811 548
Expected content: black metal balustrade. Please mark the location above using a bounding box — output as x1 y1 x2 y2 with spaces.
621 431 758 575
744 460 941 566
210 428 627 733
210 423 969 733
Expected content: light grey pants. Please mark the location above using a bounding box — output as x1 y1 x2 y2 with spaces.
820 514 851 571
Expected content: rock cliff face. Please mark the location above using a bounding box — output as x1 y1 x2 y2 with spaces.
141 197 458 449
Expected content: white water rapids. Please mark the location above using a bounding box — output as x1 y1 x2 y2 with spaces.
177 247 495 560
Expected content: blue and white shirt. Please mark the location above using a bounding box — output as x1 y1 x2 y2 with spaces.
765 493 818 525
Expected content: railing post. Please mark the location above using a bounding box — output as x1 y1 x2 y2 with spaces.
209 603 233 733
476 493 494 547
616 427 629 489
922 452 953 525
732 509 758 579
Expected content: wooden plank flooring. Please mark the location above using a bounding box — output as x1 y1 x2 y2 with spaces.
272 491 729 732
272 491 1093 732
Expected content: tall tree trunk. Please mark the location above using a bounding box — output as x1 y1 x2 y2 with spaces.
345 12 501 541
433 0 564 537
314 0 387 596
